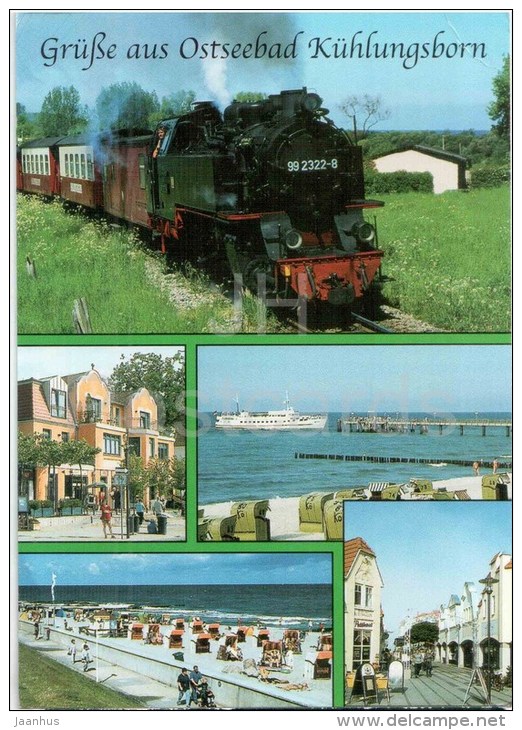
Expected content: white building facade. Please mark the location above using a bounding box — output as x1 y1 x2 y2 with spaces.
344 538 383 671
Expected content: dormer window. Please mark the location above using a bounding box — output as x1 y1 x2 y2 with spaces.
85 395 102 422
139 411 151 429
51 389 67 418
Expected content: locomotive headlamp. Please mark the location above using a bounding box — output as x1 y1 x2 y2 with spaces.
302 93 323 112
285 229 303 250
351 222 376 244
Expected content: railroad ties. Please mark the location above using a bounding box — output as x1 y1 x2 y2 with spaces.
294 453 512 469
336 417 512 437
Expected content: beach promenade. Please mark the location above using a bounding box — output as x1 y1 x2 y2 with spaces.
200 475 512 541
18 616 333 709
18 509 185 542
346 662 512 710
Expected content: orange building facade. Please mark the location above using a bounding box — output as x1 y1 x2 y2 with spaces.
18 367 176 508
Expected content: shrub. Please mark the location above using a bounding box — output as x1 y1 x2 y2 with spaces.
29 499 54 509
59 498 83 508
470 165 511 188
365 170 433 194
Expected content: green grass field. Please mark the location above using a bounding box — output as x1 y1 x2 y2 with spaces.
17 642 146 709
16 195 272 334
373 186 511 331
17 188 511 333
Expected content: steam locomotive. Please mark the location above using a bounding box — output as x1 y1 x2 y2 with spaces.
18 88 384 323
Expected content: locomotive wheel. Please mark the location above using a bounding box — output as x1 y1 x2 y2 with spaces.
241 256 277 295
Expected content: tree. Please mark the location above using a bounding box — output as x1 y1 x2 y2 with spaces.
410 621 439 645
62 439 101 496
95 82 159 131
488 55 510 142
16 103 36 143
38 86 88 136
339 94 390 144
108 351 185 430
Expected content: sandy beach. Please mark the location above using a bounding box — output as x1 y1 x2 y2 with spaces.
18 612 333 709
200 474 512 541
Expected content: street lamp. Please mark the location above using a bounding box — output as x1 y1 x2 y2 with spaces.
479 575 499 704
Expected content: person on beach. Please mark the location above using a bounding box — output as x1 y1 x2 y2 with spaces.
81 642 92 672
198 678 216 708
33 619 40 640
177 667 191 706
100 501 116 538
473 461 480 476
493 459 499 474
189 665 203 706
67 638 77 663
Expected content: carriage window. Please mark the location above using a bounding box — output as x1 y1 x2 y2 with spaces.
74 153 80 178
87 153 94 181
40 154 44 175
44 154 49 175
64 154 69 177
138 154 146 189
80 153 86 179
30 154 34 173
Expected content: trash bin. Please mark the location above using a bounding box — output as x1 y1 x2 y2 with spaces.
299 492 333 533
230 501 270 541
322 499 343 541
134 515 140 532
127 515 135 535
157 513 168 535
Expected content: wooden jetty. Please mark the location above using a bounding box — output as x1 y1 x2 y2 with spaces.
337 417 512 437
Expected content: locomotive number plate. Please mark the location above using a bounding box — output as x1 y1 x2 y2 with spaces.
287 159 338 172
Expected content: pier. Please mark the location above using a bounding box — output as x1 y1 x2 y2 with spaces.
337 417 512 437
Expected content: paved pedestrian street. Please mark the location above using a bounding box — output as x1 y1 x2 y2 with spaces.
18 512 185 542
346 663 512 710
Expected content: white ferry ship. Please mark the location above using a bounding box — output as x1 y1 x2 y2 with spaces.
214 394 327 431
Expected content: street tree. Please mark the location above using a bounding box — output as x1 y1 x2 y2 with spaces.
38 86 88 136
108 351 185 431
338 94 390 144
62 439 101 495
488 54 510 142
410 621 439 645
95 82 159 131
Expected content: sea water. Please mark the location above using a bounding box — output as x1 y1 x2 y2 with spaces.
197 412 512 504
18 583 332 629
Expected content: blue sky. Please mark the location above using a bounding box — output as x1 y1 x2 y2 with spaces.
18 552 332 586
17 346 184 382
344 501 512 636
197 345 512 414
14 10 510 130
